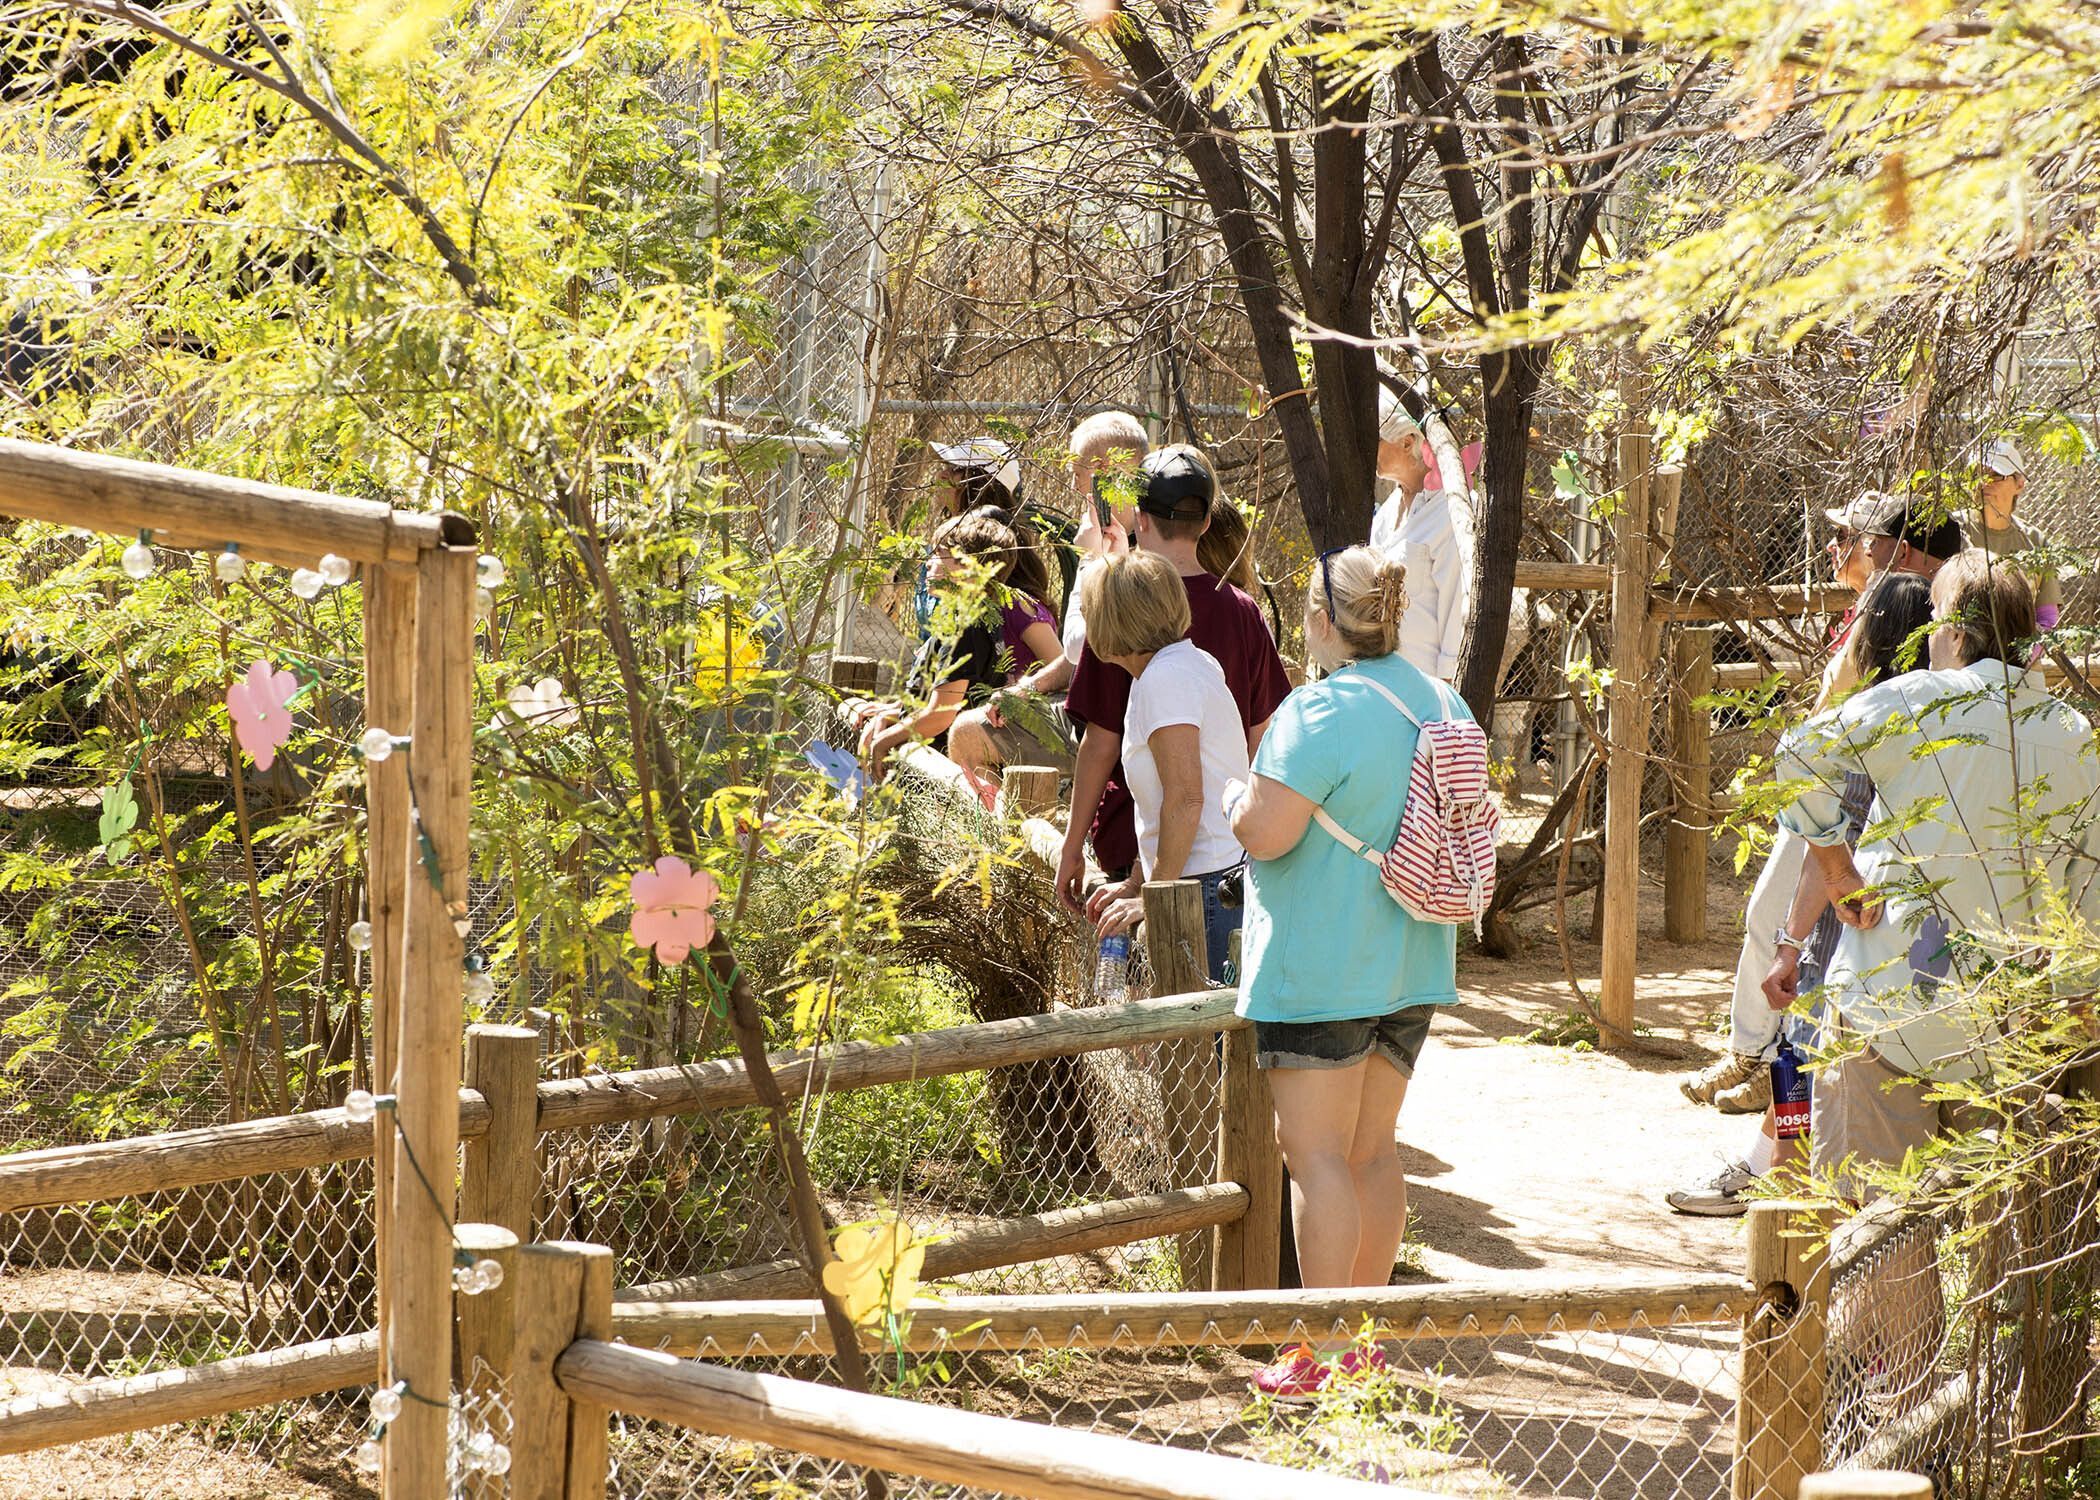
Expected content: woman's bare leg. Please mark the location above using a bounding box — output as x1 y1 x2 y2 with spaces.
1268 1061 1369 1294
1345 1054 1412 1286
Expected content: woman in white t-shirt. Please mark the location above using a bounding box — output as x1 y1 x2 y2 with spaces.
1078 551 1251 981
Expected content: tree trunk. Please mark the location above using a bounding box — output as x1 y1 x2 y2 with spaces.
1456 345 1541 723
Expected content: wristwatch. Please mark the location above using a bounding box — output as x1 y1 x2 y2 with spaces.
1773 928 1807 952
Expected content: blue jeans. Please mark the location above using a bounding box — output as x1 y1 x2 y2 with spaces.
1196 866 1244 985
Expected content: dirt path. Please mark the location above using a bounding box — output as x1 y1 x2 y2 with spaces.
1401 874 1756 1285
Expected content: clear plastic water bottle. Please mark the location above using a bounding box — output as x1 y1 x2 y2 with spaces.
1094 933 1130 1002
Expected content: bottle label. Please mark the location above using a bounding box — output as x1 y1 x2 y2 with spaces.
1100 934 1130 961
1772 1045 1812 1140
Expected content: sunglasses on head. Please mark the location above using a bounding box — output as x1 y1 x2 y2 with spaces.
1317 546 1346 625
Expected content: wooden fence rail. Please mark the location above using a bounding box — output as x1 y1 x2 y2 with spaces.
552 1339 1419 1500
0 1332 376 1456
0 990 1238 1214
611 1271 1749 1356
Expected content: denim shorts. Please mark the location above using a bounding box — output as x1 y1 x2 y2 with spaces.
1254 1004 1436 1076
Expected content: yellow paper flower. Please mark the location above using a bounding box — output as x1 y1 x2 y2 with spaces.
820 1217 927 1327
693 625 765 704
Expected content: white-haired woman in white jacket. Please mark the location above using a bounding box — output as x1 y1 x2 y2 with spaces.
1367 392 1474 682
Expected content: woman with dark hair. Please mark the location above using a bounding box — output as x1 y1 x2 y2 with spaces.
851 510 1057 781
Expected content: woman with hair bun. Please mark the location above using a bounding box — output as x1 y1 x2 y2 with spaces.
1224 544 1471 1400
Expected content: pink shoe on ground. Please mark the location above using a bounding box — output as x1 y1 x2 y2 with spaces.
1249 1345 1328 1402
1333 1345 1390 1380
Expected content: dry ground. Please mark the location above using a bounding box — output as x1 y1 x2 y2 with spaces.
1406 865 1756 1285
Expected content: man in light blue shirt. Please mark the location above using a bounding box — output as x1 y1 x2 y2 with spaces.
1775 550 2100 1192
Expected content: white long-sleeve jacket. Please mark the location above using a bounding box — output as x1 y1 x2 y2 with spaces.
1369 486 1474 681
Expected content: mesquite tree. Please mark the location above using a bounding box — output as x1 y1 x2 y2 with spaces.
926 5 1692 717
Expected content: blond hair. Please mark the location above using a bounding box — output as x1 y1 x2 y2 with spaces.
1309 545 1409 665
1079 551 1190 660
1070 410 1149 463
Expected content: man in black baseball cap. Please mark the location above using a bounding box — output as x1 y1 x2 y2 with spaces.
1130 445 1215 536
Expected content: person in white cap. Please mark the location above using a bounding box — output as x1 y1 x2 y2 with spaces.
930 437 1023 515
1969 438 2063 631
1367 390 1473 682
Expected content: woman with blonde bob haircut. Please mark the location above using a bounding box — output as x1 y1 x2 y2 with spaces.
1225 543 1472 1400
1079 551 1252 983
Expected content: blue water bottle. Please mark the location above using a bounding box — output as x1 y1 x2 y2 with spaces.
1094 933 1130 1003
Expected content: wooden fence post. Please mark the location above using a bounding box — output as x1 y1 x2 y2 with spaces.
1664 627 1715 943
830 655 881 695
453 1222 519 1500
454 1222 521 1385
504 1241 614 1500
1212 1024 1279 1292
1735 1199 1833 1500
565 1243 614 1500
385 539 475 1499
463 1024 541 1240
363 561 416 1382
1599 394 1653 1049
1796 1474 1932 1500
1143 878 1215 1291
997 765 1060 821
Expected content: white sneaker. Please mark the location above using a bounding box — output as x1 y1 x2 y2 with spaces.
1665 1157 1757 1217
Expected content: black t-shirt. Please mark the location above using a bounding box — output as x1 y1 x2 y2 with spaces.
907 617 1004 707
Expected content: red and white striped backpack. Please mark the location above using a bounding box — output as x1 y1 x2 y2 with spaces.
1311 670 1500 934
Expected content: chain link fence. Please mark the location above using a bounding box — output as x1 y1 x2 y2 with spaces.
603 1296 1744 1499
1822 1133 2100 1499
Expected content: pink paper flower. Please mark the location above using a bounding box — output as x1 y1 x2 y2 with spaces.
226 660 300 772
629 856 721 965
1424 441 1483 493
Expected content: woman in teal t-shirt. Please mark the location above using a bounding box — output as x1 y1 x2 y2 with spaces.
1224 543 1464 1401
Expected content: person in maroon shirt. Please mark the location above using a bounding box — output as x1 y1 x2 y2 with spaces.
1056 445 1292 911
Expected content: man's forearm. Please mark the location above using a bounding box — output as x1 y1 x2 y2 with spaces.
1064 726 1119 852
1781 850 1829 941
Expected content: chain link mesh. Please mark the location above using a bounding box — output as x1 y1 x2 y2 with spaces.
1822 1137 2100 1499
604 1301 1744 1498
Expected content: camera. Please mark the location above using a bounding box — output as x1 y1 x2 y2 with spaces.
1214 867 1245 910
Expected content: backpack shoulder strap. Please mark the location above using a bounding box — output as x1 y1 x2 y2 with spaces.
1312 807 1382 865
1341 665 1433 730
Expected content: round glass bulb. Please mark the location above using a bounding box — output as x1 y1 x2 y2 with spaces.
214 550 247 584
319 553 353 587
348 919 373 952
476 554 506 589
463 969 495 1006
483 1442 512 1477
359 728 395 762
290 567 324 600
121 542 155 580
344 1089 376 1124
472 1257 503 1291
452 1263 473 1293
353 1439 383 1474
475 587 495 619
369 1386 402 1424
